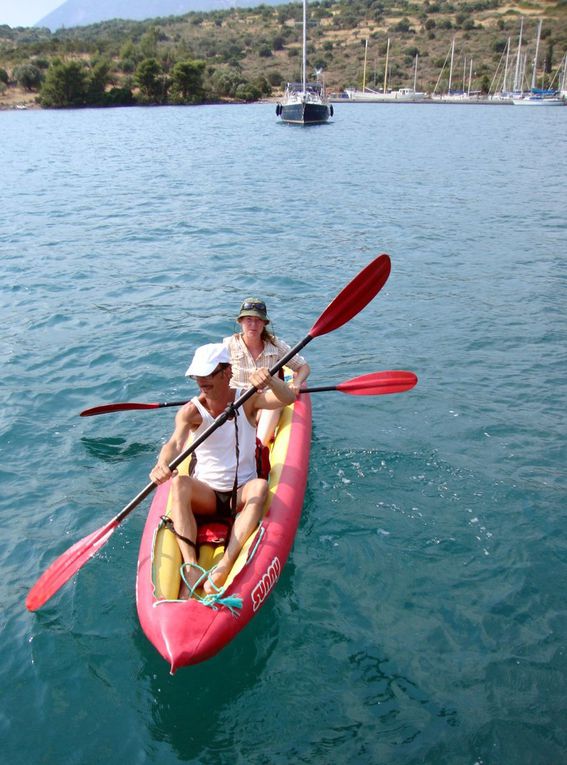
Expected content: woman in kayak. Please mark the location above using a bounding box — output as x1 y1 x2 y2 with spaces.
224 297 310 444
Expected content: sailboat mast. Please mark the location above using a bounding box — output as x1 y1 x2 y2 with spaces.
383 37 390 93
413 54 418 92
531 18 542 90
514 17 524 92
302 0 307 92
363 39 368 91
503 38 511 92
448 37 455 94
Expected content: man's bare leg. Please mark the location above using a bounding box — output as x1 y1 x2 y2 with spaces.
203 478 268 594
170 475 216 597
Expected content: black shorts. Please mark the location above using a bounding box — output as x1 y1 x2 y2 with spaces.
214 489 236 518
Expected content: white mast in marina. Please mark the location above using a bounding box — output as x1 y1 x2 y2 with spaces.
531 19 543 90
513 17 524 92
503 38 511 92
448 37 455 94
302 0 307 93
383 37 390 94
413 54 419 93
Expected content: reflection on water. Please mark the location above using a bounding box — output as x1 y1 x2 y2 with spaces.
81 436 157 463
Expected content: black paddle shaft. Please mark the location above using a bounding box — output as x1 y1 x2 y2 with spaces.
114 334 314 525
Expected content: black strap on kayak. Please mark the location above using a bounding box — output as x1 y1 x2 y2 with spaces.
224 402 239 518
160 516 196 550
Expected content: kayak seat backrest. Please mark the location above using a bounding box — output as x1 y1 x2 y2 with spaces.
197 521 230 546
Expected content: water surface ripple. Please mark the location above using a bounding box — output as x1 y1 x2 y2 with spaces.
1 103 566 765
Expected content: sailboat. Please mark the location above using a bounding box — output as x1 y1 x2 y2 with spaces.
490 37 514 101
276 0 332 124
345 40 426 102
512 19 565 105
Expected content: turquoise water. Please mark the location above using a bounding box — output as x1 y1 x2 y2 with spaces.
1 102 566 764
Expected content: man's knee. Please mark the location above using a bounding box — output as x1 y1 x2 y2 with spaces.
172 474 193 500
252 477 269 502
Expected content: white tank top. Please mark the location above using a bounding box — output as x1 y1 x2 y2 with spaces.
190 392 257 492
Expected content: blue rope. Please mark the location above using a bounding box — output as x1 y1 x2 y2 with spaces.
180 562 209 593
180 563 243 616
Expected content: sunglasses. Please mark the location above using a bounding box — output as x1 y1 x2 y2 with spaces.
241 301 266 312
190 365 226 381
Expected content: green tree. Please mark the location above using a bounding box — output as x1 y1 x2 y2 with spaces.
273 35 285 51
267 71 283 87
140 28 159 59
135 58 164 102
252 75 272 97
258 44 272 58
210 67 243 97
234 82 261 101
104 86 135 106
32 57 50 70
13 63 43 91
40 59 88 107
170 59 206 102
120 40 141 67
86 59 111 104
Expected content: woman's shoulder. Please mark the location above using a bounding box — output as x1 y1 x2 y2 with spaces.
223 333 241 350
267 335 291 353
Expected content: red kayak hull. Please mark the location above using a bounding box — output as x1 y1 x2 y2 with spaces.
135 395 312 672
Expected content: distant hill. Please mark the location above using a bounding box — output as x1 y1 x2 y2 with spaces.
2 0 563 105
37 0 291 31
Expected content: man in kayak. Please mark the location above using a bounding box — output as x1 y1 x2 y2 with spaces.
149 342 295 597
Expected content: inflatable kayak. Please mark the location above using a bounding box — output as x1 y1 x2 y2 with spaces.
135 393 312 673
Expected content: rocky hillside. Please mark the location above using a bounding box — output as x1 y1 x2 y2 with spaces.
1 0 566 107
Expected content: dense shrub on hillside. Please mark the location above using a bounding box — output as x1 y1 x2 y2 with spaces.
170 58 206 101
2 0 566 105
135 57 168 103
40 59 89 107
13 63 43 90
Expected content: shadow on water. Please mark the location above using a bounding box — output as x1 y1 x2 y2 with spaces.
80 436 157 463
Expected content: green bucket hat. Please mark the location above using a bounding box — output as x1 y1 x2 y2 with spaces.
237 298 270 323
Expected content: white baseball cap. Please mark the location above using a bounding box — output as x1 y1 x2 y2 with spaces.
185 343 231 377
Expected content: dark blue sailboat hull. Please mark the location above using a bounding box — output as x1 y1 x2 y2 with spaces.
280 101 331 125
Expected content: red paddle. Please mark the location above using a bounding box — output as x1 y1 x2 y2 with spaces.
26 254 391 611
305 370 417 395
79 370 417 416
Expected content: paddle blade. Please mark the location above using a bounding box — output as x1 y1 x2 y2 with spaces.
337 370 418 396
309 254 391 338
25 517 120 611
81 402 163 416
80 400 189 416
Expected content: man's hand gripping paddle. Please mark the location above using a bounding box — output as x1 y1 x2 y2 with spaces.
26 254 392 611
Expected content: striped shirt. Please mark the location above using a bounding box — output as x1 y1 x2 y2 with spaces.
223 333 307 389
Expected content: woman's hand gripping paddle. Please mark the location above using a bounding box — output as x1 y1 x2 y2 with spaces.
26 254 391 611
